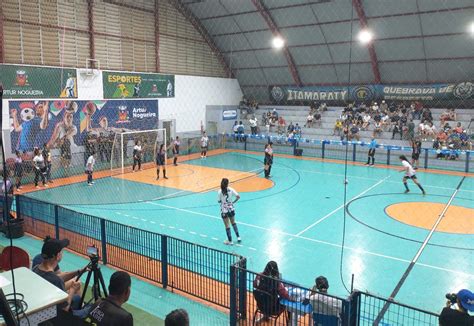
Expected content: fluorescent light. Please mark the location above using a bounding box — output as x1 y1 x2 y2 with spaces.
469 22 474 35
358 29 373 44
272 36 285 49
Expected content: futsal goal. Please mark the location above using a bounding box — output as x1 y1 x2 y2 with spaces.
110 129 167 173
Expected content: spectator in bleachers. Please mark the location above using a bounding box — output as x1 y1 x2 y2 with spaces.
319 102 328 112
440 108 456 126
341 123 350 141
349 124 360 141
287 121 295 134
407 119 416 141
381 113 390 131
454 122 464 134
232 121 239 140
309 276 342 319
333 120 343 136
424 122 436 140
389 113 400 132
373 121 383 138
277 116 286 135
421 107 433 123
237 121 245 141
313 110 322 127
380 100 388 113
361 113 371 131
86 271 133 325
305 113 314 128
165 309 189 326
439 289 474 326
249 116 258 135
271 108 279 120
392 122 403 140
294 123 302 137
253 261 290 324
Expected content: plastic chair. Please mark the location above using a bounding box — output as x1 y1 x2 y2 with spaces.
312 312 339 326
253 288 288 325
0 246 30 271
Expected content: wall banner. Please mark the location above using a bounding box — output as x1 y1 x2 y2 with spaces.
0 64 77 99
269 82 474 103
103 71 175 99
222 110 237 120
9 99 158 154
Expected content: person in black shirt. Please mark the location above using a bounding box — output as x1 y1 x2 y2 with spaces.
85 271 133 326
439 289 474 326
156 144 168 180
411 139 422 169
165 309 189 326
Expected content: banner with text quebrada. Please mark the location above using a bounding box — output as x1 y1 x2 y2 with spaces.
0 64 78 99
103 71 175 99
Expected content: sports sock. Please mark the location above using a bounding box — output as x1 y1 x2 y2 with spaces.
232 223 240 237
417 184 425 192
226 228 232 242
403 182 409 191
174 157 177 165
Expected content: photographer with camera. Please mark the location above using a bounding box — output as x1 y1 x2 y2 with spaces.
439 289 474 326
85 271 133 325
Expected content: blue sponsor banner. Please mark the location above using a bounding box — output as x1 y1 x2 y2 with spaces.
269 82 474 103
222 109 237 120
9 99 158 153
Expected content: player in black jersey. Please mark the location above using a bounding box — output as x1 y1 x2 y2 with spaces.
156 144 168 180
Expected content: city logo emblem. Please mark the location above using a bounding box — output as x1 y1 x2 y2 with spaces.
118 105 129 122
271 86 285 102
352 86 374 101
453 82 473 99
16 70 28 87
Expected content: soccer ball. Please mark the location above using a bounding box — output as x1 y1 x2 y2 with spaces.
20 107 35 121
85 102 97 116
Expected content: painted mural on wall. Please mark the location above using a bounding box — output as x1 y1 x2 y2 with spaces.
103 71 175 99
9 100 158 154
269 82 474 104
0 64 77 99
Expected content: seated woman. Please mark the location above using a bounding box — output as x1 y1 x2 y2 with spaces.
310 276 342 319
373 121 383 138
305 114 314 128
253 261 290 324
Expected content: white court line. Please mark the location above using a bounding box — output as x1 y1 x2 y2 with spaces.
146 201 473 277
295 175 392 237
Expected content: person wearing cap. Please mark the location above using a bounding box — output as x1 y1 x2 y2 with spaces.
309 276 342 318
85 271 133 325
32 238 86 316
439 289 474 326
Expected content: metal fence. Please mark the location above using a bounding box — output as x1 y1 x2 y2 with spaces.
224 134 472 173
16 195 242 309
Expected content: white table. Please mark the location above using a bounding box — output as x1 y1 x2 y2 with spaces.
0 267 68 326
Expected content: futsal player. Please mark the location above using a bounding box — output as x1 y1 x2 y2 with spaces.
156 144 168 180
411 138 422 169
399 155 425 195
264 142 273 178
172 136 180 166
33 147 48 188
132 140 142 172
365 138 377 166
85 151 96 186
14 150 24 191
218 178 241 245
200 131 209 158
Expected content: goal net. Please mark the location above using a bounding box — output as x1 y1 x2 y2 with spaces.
110 129 166 173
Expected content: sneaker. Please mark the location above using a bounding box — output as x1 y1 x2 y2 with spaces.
48 180 53 183
35 185 40 189
164 176 168 179
16 188 21 192
422 191 426 195
404 189 410 193
369 164 374 167
156 177 159 180
237 237 241 243
44 184 49 187
223 240 233 245
88 183 93 186
91 181 95 184
364 163 369 166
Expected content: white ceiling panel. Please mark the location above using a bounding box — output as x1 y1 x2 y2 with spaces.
310 0 354 23
320 21 360 43
254 49 289 67
214 34 252 52
220 0 256 14
245 30 275 48
233 12 268 32
271 6 318 28
300 66 339 84
290 45 333 65
420 10 474 35
281 26 326 46
424 35 474 58
187 2 228 19
379 62 427 83
335 63 375 83
375 39 425 61
427 59 474 81
264 0 310 9
329 43 371 63
417 0 474 11
227 52 262 69
362 0 418 17
262 67 294 84
368 15 421 39
235 69 268 85
203 17 241 35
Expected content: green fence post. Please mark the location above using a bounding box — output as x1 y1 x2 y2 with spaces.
230 263 237 326
238 258 247 320
466 151 470 173
424 149 429 169
387 148 391 165
100 219 107 265
161 235 168 289
54 205 59 240
322 141 326 159
352 143 357 162
15 195 21 220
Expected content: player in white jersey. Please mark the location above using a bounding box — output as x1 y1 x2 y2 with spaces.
217 178 241 245
399 155 425 195
200 132 209 158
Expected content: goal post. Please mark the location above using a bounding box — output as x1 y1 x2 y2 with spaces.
110 129 166 173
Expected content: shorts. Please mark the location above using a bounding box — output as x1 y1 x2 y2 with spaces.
201 146 208 151
412 153 420 160
368 149 375 156
173 150 179 155
221 210 235 219
156 160 165 166
404 175 417 180
264 157 273 165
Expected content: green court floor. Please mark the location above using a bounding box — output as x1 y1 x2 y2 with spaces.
24 151 474 312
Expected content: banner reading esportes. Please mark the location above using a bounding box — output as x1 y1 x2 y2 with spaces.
269 82 474 104
103 71 175 99
0 64 78 99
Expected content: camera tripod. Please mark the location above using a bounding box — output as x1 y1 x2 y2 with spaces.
78 256 108 308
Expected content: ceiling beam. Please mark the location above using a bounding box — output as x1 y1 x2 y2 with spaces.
169 0 233 78
352 0 381 84
251 0 302 87
0 2 4 63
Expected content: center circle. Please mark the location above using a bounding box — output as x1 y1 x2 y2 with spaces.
385 202 474 234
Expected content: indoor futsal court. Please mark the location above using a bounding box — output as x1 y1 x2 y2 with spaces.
18 147 474 312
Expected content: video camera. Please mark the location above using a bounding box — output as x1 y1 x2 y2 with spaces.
446 293 458 305
87 244 100 266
